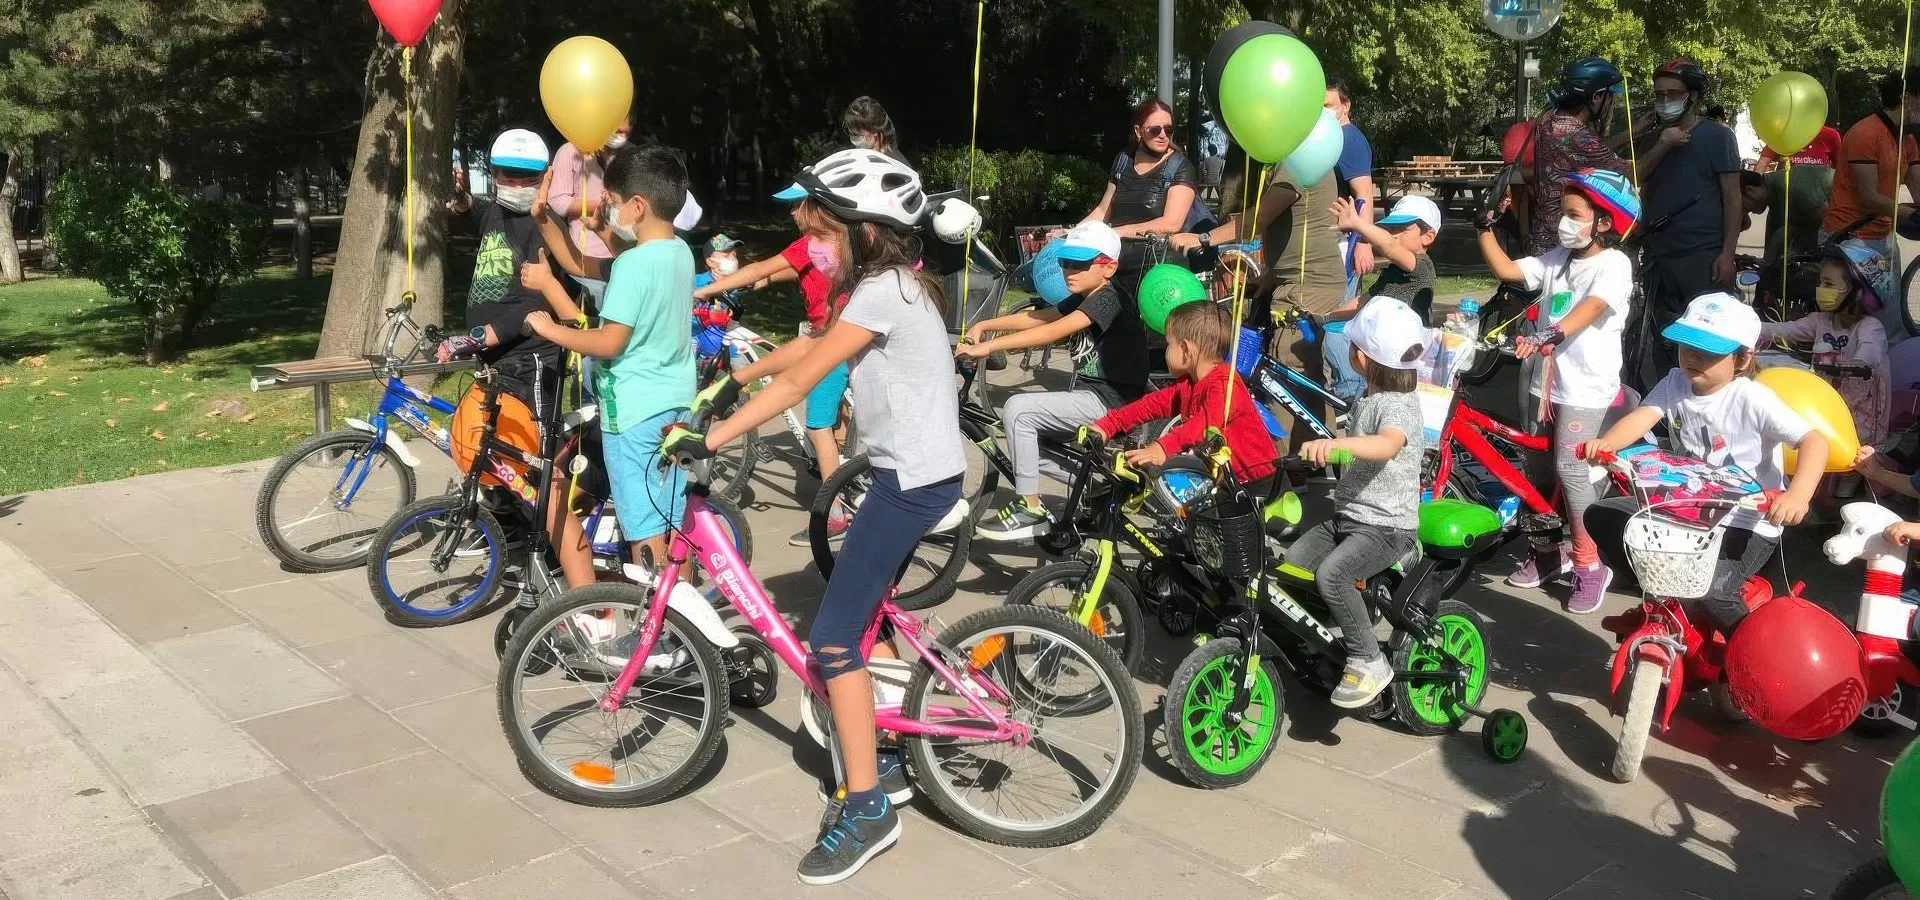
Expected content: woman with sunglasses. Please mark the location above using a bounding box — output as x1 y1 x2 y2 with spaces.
1080 99 1199 282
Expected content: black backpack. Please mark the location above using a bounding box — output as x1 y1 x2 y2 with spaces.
1112 150 1217 233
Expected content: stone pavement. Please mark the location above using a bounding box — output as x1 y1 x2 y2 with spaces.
0 424 1903 900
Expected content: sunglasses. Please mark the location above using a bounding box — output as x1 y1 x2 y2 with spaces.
1060 255 1116 271
1142 125 1172 138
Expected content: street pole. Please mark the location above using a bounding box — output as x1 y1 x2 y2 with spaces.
1158 0 1175 104
1515 40 1531 119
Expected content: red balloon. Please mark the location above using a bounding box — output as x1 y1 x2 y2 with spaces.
1724 595 1868 741
368 0 442 47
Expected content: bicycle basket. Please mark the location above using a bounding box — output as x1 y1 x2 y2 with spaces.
1187 491 1262 580
1233 327 1263 377
1621 507 1725 599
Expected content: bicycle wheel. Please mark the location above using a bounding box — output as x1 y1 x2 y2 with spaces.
701 493 755 568
1902 255 1920 340
366 495 505 627
1392 599 1493 735
1003 560 1143 674
1611 656 1662 783
1166 638 1283 789
256 429 415 572
1829 858 1906 900
497 583 727 806
710 428 759 503
901 604 1142 848
810 454 969 611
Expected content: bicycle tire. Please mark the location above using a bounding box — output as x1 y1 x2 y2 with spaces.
1611 656 1662 783
809 454 969 611
900 604 1141 847
366 495 506 627
710 427 759 502
1903 255 1920 341
256 429 416 572
1828 858 1906 900
1165 638 1283 789
497 583 727 806
1003 560 1144 674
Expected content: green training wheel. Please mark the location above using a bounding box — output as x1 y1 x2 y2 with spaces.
1481 708 1528 763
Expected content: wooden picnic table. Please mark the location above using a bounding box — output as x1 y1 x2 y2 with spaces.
1377 159 1504 212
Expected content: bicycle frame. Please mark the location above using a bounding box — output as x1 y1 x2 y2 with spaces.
1247 356 1346 440
1430 399 1557 518
600 493 1024 743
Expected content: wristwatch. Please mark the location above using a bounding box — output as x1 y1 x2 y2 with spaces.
468 325 488 343
1199 233 1212 249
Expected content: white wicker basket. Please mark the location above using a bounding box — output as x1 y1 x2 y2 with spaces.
1622 505 1728 599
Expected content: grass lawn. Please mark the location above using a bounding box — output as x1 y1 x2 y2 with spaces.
1434 274 1500 300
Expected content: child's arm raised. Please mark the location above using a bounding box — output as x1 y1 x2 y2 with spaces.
524 311 630 361
696 254 794 300
1475 228 1527 284
1330 197 1416 272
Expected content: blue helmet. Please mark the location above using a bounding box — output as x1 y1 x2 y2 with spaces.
1029 238 1074 306
1551 57 1624 105
1564 168 1641 236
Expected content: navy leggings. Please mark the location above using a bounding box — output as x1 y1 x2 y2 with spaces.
810 468 963 678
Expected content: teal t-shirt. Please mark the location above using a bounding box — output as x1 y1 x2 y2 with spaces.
596 238 696 433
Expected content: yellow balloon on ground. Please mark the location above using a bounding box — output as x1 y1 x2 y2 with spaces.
1755 365 1859 472
1749 72 1828 157
540 37 632 152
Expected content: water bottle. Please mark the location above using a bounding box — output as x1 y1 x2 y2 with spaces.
1438 298 1482 385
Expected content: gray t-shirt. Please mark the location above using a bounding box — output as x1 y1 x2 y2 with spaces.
837 269 967 490
1336 391 1424 530
1640 119 1741 259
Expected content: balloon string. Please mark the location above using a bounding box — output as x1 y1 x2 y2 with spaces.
402 45 416 300
959 0 986 334
1781 161 1792 322
1622 75 1640 205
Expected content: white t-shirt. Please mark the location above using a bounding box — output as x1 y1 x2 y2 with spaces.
1517 247 1634 408
1642 370 1813 538
837 268 967 490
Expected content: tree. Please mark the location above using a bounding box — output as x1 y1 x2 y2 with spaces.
318 2 468 359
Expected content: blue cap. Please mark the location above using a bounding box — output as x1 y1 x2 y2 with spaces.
773 183 807 202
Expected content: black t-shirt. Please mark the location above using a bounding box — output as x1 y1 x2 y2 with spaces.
465 201 565 400
1062 284 1150 408
1110 151 1199 273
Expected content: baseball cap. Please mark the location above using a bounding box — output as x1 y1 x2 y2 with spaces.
1347 296 1430 370
1378 195 1442 232
488 129 549 174
1662 292 1760 355
707 233 743 253
1056 221 1122 264
674 192 704 232
773 183 807 202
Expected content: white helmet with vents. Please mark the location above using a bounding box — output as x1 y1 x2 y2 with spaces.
792 149 928 229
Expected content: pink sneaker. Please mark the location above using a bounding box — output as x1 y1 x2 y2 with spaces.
1568 564 1612 614
788 513 848 548
1506 547 1569 589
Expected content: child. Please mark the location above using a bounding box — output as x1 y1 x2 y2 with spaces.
1085 300 1280 492
522 144 697 571
1582 294 1827 633
693 233 745 291
1320 194 1442 403
957 221 1150 540
1289 297 1430 708
1477 168 1639 613
1759 243 1891 448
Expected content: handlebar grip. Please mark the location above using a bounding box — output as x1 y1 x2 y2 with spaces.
1327 448 1353 466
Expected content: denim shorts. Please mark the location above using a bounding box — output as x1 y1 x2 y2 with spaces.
805 361 851 431
604 408 689 542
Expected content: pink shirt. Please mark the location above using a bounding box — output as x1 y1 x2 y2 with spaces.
546 143 610 260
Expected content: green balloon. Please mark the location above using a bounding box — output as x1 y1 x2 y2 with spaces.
1888 739 1920 890
1138 264 1206 334
1218 33 1327 164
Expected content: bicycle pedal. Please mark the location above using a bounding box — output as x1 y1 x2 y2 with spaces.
1520 511 1564 533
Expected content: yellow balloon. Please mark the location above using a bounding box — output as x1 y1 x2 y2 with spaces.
539 37 633 153
1749 72 1828 157
1754 365 1859 473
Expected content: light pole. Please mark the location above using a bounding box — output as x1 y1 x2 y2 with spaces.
1158 0 1175 104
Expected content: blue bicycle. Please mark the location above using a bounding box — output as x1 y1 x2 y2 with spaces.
254 299 460 572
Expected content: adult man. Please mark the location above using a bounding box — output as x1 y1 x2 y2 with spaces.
1634 58 1743 374
1326 77 1376 296
1822 66 1920 340
1257 160 1347 449
1526 57 1629 256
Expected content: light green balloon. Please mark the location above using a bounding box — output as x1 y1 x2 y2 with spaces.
1218 33 1327 164
1888 739 1920 890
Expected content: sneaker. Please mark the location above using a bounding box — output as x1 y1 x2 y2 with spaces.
789 512 849 548
975 498 1052 542
1505 547 1569 589
1567 564 1613 614
1330 655 1394 709
816 751 913 805
798 791 901 886
592 629 689 674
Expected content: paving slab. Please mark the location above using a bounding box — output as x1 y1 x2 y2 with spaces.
302 630 486 711
446 850 660 900
241 695 429 782
0 821 207 900
49 554 246 644
148 624 345 721
152 773 380 896
240 855 439 900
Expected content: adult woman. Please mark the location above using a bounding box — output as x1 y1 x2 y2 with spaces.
1522 57 1630 256
545 112 634 304
674 149 963 885
1082 98 1199 286
843 96 904 162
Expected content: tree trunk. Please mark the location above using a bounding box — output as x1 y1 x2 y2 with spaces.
0 149 22 285
293 157 313 280
317 3 467 359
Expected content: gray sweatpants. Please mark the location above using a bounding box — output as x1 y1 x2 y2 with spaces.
1004 389 1111 496
1286 517 1415 661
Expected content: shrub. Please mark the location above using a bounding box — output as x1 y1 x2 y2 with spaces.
918 148 1106 253
47 167 267 364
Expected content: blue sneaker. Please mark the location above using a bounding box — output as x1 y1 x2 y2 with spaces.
798 790 900 886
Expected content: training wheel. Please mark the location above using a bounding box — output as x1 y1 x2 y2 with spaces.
725 631 779 709
1481 708 1528 763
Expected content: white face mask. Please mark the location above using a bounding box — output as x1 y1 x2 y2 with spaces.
603 133 629 151
494 184 536 213
1557 215 1594 250
712 256 739 276
608 200 638 242
850 132 877 150
1655 98 1689 122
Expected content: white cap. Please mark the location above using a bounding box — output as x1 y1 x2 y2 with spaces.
673 192 704 232
1378 195 1442 232
1662 291 1760 355
1348 296 1431 370
1058 221 1122 264
488 129 549 174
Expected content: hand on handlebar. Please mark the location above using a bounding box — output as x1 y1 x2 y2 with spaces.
954 338 993 361
522 310 554 339
1123 442 1167 468
1075 425 1107 449
1578 439 1623 464
1514 326 1564 360
436 330 486 363
659 425 714 466
1298 440 1354 468
693 374 744 416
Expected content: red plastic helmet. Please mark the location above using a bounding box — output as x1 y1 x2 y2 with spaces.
1655 57 1710 94
1723 595 1868 741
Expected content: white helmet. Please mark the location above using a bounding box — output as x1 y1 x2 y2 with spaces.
931 198 982 244
793 149 927 229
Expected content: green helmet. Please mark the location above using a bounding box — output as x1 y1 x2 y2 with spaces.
1138 264 1206 334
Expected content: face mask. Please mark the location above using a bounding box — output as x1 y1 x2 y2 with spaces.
1655 99 1689 122
807 236 842 276
608 200 638 243
603 133 629 151
1557 215 1594 250
1815 286 1845 312
850 133 876 150
494 184 536 214
712 256 739 276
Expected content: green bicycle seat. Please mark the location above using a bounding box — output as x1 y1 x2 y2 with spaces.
1418 499 1503 560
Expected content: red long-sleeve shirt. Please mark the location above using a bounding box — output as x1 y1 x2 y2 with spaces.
1094 364 1280 484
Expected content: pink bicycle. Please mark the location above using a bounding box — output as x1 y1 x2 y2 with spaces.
495 424 1144 848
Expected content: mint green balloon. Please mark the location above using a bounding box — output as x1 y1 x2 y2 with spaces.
1284 108 1346 186
1218 33 1327 164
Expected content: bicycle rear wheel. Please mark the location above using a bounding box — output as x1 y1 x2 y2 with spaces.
496 583 727 806
901 604 1142 847
709 428 759 502
1902 255 1920 340
810 454 969 610
257 430 415 572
